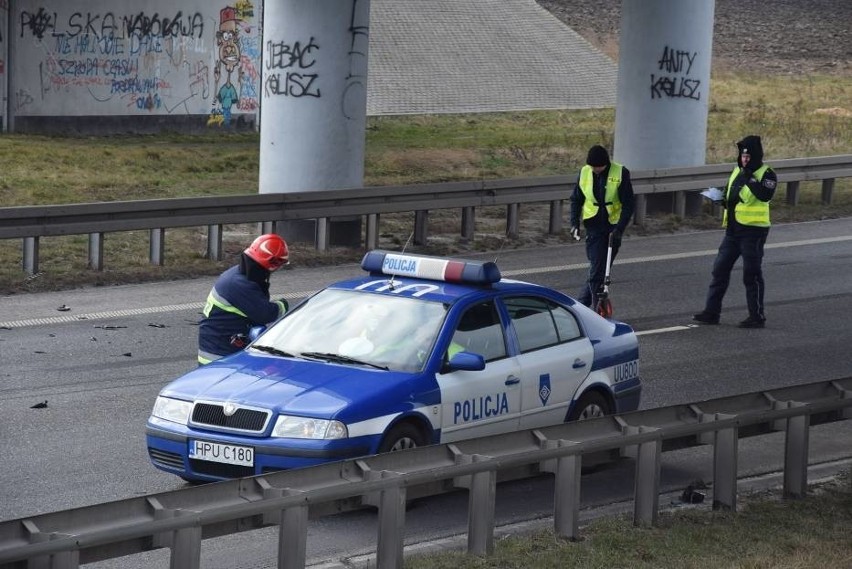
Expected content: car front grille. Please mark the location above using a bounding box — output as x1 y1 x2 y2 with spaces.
191 402 270 433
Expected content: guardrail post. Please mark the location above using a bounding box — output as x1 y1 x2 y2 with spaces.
22 236 39 275
633 195 646 226
87 233 103 271
22 520 79 569
366 214 380 250
783 402 810 499
461 207 475 241
150 228 165 266
206 224 223 261
832 381 852 420
786 181 800 206
414 210 429 245
254 481 309 569
633 427 661 527
467 456 496 556
354 461 407 569
675 191 686 218
548 200 563 235
549 440 582 540
821 178 835 205
278 501 309 569
449 447 496 556
148 497 174 549
689 405 715 445
506 204 519 239
614 418 640 459
376 472 406 569
712 415 739 511
315 218 330 252
170 510 201 569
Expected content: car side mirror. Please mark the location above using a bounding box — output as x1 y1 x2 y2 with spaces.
248 326 266 342
444 351 485 372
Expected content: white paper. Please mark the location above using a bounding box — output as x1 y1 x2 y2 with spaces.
700 187 724 202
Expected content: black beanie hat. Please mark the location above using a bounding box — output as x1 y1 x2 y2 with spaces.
586 145 610 167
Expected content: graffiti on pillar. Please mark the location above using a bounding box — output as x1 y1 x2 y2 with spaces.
263 34 321 98
650 45 702 101
342 0 369 119
209 3 260 127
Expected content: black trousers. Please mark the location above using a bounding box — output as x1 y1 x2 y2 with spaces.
576 228 619 308
704 232 768 318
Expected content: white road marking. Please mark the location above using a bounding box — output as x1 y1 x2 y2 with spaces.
500 235 852 277
636 325 696 336
2 235 849 330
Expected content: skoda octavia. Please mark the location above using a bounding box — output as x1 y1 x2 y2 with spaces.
147 250 641 482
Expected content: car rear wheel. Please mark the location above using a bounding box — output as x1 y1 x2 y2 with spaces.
378 422 426 454
568 391 611 421
568 391 619 470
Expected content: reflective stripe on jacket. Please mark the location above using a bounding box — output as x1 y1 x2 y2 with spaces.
579 163 624 224
197 265 286 363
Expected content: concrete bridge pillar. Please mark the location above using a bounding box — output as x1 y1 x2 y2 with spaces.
259 0 371 245
614 0 715 220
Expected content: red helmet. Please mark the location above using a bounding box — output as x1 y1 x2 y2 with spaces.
244 234 289 270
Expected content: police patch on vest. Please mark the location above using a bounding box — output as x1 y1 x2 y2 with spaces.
763 178 777 189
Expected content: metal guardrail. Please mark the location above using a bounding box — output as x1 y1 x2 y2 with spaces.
1 377 850 569
1 155 850 274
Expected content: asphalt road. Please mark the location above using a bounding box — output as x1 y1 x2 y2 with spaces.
1 218 851 568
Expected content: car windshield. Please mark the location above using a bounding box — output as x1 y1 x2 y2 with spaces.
257 289 448 372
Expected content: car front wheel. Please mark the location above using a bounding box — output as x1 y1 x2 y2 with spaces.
378 422 426 454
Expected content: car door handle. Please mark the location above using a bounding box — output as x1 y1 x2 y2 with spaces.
505 375 520 386
572 358 587 369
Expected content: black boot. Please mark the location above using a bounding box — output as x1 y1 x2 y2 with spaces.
693 311 720 325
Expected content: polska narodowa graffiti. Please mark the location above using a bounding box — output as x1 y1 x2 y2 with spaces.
11 1 261 129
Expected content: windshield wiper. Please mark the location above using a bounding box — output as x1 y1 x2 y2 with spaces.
299 351 389 370
250 344 296 358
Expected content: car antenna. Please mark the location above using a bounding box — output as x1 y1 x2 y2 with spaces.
493 228 510 265
387 231 414 290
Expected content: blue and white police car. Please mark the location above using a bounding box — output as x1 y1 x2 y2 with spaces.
146 250 641 482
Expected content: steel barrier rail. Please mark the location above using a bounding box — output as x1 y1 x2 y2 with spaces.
0 377 850 569
1 154 851 272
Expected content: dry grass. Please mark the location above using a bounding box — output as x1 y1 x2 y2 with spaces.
0 72 849 295
404 475 852 569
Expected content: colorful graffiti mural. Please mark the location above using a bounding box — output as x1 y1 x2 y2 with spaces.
13 1 259 128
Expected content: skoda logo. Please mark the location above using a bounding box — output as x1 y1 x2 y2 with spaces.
223 402 238 417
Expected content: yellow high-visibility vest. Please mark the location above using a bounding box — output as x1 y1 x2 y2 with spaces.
723 164 771 227
579 163 624 224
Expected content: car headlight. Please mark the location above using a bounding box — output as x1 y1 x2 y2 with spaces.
151 396 193 425
271 415 348 439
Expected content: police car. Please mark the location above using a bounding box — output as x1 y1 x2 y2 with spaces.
146 251 641 482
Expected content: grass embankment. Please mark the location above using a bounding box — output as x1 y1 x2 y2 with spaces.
0 72 850 294
404 476 852 569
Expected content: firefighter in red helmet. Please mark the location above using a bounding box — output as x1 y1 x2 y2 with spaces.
198 234 290 365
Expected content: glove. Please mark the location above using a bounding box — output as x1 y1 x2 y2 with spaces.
230 333 249 349
610 228 623 249
278 297 289 312
570 226 581 241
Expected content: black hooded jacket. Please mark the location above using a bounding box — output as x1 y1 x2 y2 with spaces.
725 135 777 234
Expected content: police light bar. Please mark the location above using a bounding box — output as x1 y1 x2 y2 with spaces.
361 250 501 285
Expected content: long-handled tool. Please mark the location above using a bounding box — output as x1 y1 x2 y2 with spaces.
595 233 614 318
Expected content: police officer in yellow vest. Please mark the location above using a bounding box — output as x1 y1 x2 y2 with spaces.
569 145 635 308
694 135 777 328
